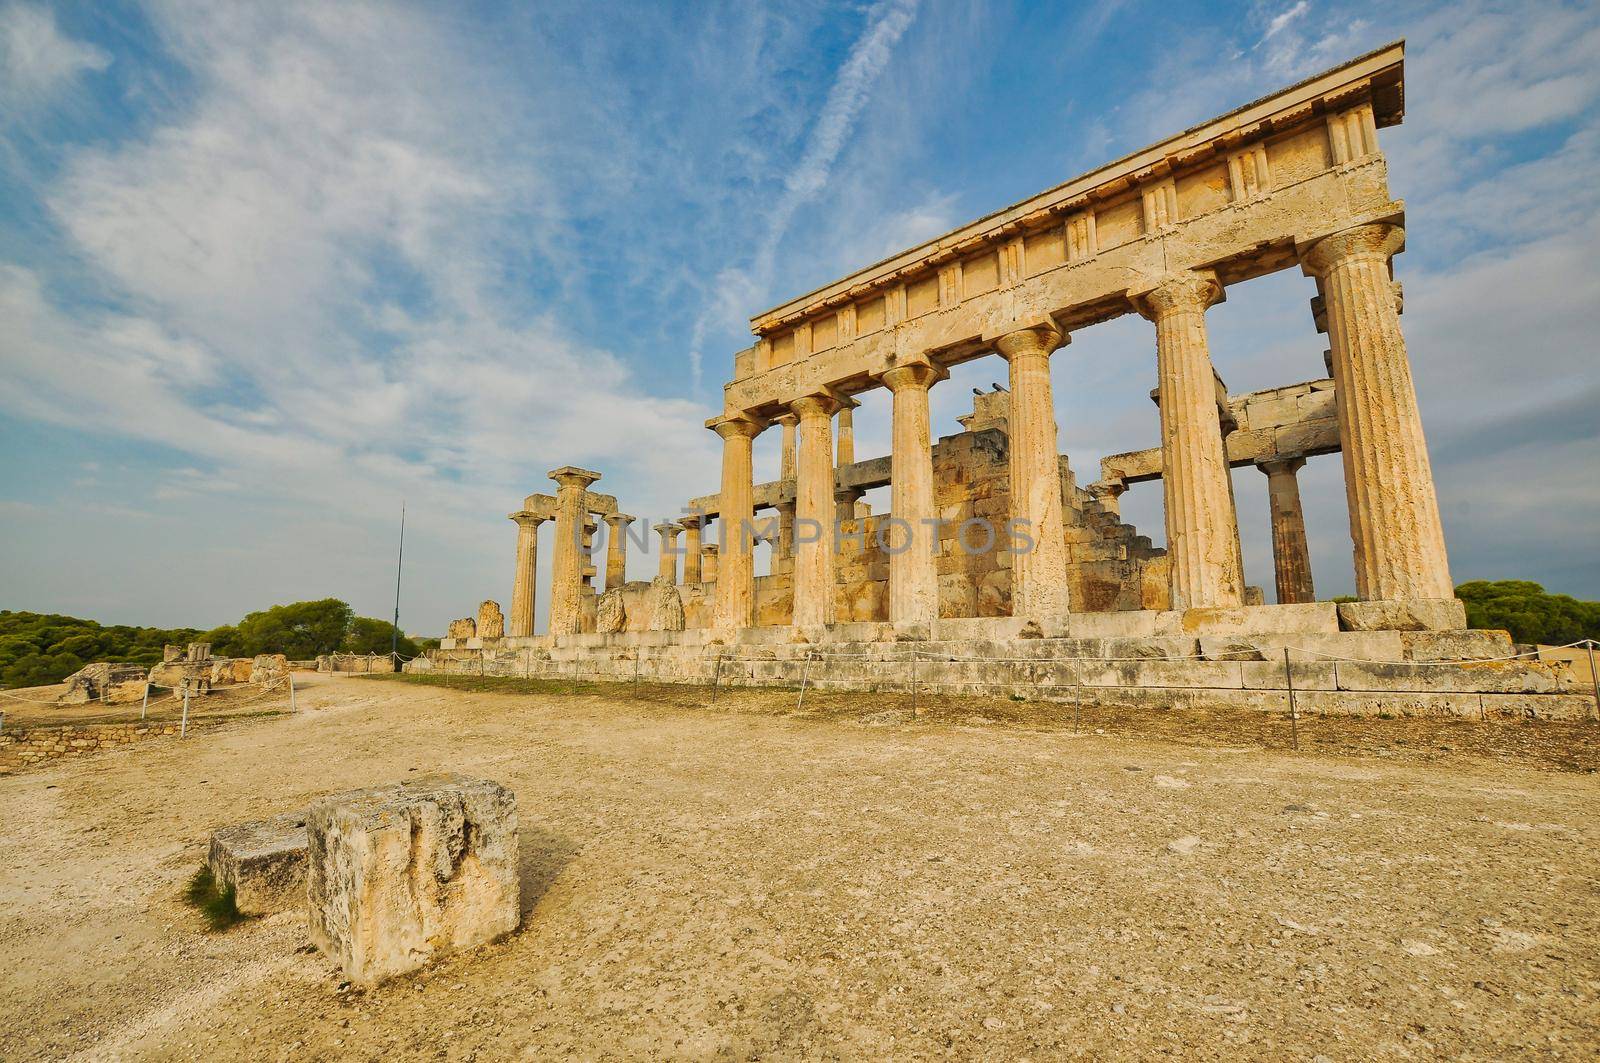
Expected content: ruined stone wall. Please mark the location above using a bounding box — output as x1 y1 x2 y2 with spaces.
0 722 185 771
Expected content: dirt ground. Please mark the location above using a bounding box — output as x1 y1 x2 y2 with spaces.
1 673 1597 1060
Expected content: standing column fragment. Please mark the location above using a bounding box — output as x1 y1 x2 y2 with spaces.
1137 273 1245 610
681 516 704 583
1302 222 1452 601
602 513 634 591
1260 459 1316 604
547 467 601 637
507 510 549 638
994 324 1072 620
711 417 763 632
790 393 840 627
880 363 944 626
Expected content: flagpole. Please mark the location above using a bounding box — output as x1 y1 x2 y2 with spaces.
392 501 406 659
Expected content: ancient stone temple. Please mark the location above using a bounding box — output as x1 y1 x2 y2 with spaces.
423 43 1589 720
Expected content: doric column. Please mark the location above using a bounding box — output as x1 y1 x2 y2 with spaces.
1260 460 1315 604
712 417 763 631
681 515 704 583
1136 273 1244 610
994 324 1071 619
1302 222 1452 601
654 522 682 582
776 412 799 482
508 511 549 637
836 398 859 467
835 486 865 524
791 392 841 627
701 544 719 583
776 498 796 561
602 512 634 591
547 466 601 636
879 363 945 626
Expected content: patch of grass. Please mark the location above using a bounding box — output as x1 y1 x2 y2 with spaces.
183 865 251 932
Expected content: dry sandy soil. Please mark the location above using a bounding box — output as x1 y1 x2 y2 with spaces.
1 673 1597 1060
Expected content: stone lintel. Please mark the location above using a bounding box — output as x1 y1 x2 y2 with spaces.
752 42 1405 333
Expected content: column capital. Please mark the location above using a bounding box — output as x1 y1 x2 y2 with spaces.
710 415 764 441
1259 457 1306 477
790 392 841 420
678 513 704 531
508 510 553 527
1300 221 1404 278
548 465 601 491
1134 271 1224 320
602 511 635 528
653 521 683 536
773 412 800 428
991 321 1066 360
878 361 947 393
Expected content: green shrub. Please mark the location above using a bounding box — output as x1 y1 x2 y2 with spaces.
182 865 250 932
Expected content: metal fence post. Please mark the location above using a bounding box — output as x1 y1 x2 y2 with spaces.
140 683 150 723
1587 640 1599 722
1284 647 1299 751
796 652 812 712
710 652 723 706
289 673 297 713
180 688 191 739
910 651 919 718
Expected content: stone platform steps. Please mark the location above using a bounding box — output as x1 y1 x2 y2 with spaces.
425 625 1592 721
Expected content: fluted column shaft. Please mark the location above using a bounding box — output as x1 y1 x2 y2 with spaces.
548 467 600 636
602 514 633 591
881 363 942 625
682 518 704 583
508 514 546 637
776 500 795 560
1304 223 1451 601
995 325 1071 619
791 393 840 627
712 419 761 631
836 401 857 466
654 523 682 582
777 413 798 482
1139 274 1244 610
1260 460 1315 604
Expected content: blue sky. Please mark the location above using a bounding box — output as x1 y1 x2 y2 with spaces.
1 0 1597 634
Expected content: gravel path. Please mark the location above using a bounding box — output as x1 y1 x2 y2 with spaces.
1 676 1596 1060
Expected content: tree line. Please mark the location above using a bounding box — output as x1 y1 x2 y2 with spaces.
0 600 430 689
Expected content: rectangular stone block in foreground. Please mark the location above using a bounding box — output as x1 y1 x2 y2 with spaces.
207 811 309 915
307 775 520 985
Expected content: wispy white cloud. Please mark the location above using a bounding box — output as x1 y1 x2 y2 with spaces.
689 0 922 387
0 1 110 118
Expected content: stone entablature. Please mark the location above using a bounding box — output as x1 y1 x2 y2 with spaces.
725 43 1403 414
1096 377 1339 488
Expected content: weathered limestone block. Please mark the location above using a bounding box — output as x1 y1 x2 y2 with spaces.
648 577 686 632
59 663 148 705
477 600 505 640
1401 629 1513 661
1337 598 1466 632
447 618 477 641
1198 637 1266 662
207 658 253 685
207 811 309 915
163 644 185 663
307 776 520 985
186 643 212 663
596 588 627 634
251 654 289 685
